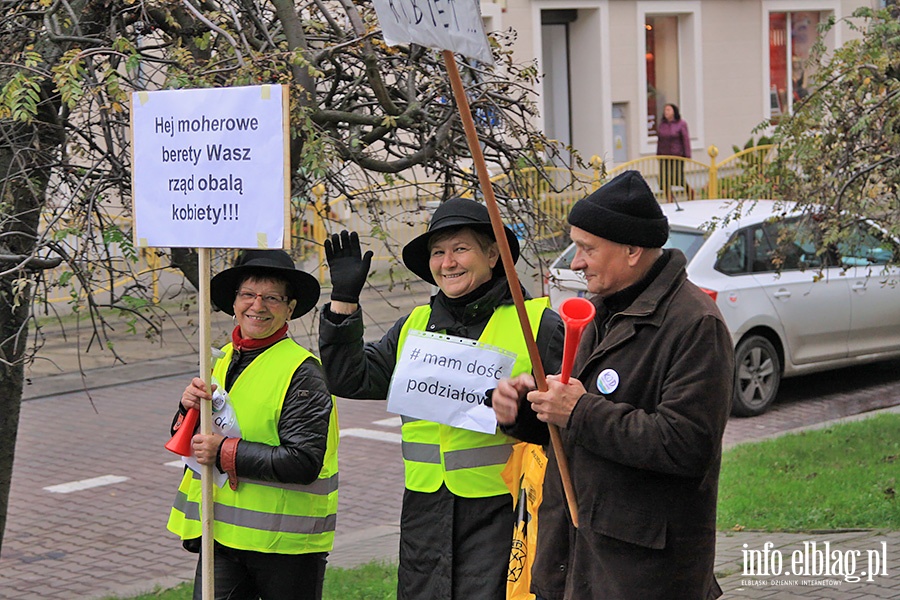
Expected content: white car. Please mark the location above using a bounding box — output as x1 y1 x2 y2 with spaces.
544 199 900 416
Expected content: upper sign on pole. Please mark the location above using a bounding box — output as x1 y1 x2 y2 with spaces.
371 0 494 66
130 85 290 249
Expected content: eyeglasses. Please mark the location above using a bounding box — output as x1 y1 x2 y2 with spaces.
235 289 290 307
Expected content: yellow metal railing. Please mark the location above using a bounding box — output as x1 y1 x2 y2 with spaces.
608 155 708 202
712 144 777 199
301 180 447 285
604 144 777 202
482 159 598 242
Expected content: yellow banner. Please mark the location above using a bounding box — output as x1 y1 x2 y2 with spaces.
502 442 547 600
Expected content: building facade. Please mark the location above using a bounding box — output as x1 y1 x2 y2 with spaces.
485 0 876 166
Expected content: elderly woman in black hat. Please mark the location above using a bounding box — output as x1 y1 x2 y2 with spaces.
318 198 564 600
167 249 339 600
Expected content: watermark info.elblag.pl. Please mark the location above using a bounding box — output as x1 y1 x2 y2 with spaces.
740 540 889 587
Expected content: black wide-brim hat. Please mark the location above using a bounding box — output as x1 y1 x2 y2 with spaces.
402 197 520 285
210 249 320 319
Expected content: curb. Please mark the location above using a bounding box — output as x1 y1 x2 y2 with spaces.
23 355 199 401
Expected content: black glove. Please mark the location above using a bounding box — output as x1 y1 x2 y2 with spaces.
325 230 373 304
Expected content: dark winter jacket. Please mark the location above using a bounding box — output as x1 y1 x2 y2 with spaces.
531 250 733 600
656 118 692 158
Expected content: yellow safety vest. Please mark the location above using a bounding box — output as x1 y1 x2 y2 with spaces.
396 298 549 498
167 339 339 554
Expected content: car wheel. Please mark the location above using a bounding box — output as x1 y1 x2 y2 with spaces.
732 335 782 417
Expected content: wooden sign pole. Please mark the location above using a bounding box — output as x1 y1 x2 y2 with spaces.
441 50 579 527
198 248 215 598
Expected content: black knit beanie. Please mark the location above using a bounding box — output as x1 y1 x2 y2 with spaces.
567 170 669 248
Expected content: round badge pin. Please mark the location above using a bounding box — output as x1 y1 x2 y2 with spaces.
597 368 620 394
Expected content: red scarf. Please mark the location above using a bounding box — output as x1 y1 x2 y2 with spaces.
231 323 289 351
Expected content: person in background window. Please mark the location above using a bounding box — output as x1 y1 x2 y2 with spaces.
656 103 693 202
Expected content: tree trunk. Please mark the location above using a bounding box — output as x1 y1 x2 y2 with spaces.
171 248 200 291
0 111 59 551
0 278 30 554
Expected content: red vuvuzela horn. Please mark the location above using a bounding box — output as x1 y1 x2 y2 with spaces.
559 297 596 384
166 348 225 457
165 407 199 456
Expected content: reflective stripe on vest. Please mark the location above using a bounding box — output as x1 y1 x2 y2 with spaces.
396 299 549 498
167 339 339 554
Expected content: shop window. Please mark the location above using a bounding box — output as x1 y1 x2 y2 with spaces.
768 11 826 121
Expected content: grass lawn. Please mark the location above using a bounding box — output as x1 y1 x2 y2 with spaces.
717 413 900 531
115 413 899 599
105 561 398 600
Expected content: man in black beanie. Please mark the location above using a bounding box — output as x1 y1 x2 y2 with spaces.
491 170 733 599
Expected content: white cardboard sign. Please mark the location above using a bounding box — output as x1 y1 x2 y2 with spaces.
182 387 241 488
130 85 289 249
386 330 516 434
371 0 494 66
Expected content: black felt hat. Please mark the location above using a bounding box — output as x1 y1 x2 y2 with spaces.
568 170 669 248
402 197 519 285
210 249 320 319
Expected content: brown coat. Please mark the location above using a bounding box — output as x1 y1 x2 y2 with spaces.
532 250 733 600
